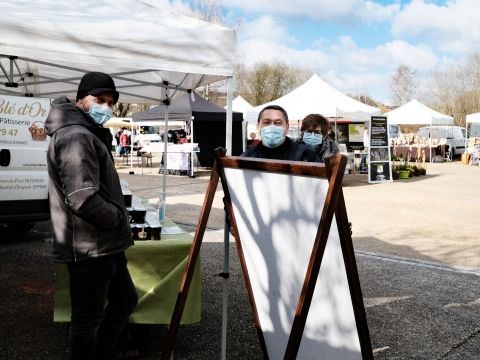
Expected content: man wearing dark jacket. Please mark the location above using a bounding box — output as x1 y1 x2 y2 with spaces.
45 72 137 360
243 105 313 161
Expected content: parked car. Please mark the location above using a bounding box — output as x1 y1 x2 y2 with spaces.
416 125 466 157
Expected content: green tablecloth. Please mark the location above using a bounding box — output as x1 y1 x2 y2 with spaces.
53 220 200 325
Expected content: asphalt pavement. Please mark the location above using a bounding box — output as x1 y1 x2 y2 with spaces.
0 160 479 359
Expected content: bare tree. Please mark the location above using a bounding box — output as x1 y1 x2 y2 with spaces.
390 65 417 106
425 53 480 124
113 103 149 118
349 94 380 107
189 0 224 24
244 63 311 105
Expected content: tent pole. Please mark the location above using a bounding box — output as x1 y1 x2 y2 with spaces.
190 117 195 178
162 111 169 219
129 121 134 174
225 77 233 155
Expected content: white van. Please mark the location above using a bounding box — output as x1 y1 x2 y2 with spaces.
0 95 51 232
416 125 466 156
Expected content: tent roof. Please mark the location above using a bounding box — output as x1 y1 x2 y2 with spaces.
104 118 132 129
466 112 480 124
0 1 236 104
246 74 379 123
229 95 253 114
133 91 242 122
384 99 453 125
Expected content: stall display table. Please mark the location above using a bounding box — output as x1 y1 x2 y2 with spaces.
393 144 448 162
53 219 200 325
140 142 200 176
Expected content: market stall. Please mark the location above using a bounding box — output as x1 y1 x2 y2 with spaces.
464 113 480 165
139 142 200 176
133 91 244 168
54 218 201 324
385 100 454 162
0 2 236 354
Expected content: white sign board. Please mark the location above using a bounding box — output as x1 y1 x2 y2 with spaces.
0 95 51 200
224 168 362 359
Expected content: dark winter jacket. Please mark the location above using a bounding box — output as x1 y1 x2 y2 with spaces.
45 96 133 263
242 137 314 161
297 136 340 163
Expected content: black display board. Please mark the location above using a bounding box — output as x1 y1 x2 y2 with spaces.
368 116 392 183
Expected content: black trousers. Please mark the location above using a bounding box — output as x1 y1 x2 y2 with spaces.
67 252 138 360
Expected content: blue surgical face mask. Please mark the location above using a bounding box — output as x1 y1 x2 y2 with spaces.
303 132 323 146
88 103 112 126
261 125 286 148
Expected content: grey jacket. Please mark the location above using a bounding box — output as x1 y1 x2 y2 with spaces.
45 97 133 263
297 136 339 163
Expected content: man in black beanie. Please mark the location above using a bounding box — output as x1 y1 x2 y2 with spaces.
45 72 137 360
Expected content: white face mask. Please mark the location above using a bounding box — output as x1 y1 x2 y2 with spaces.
261 125 286 148
303 132 323 146
87 103 112 125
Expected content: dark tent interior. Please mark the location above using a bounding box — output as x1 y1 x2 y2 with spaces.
133 92 244 167
192 111 243 167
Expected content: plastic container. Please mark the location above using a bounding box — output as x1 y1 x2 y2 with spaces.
157 199 165 224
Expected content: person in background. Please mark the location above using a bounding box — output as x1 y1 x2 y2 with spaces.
119 127 130 156
45 71 137 360
243 105 313 161
246 131 260 148
116 128 124 156
298 113 339 162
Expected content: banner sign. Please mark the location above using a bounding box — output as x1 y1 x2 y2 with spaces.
0 95 51 200
368 116 392 183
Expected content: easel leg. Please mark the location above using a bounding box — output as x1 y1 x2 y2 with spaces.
220 216 230 360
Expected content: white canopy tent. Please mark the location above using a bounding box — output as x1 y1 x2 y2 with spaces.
230 95 253 116
385 99 453 125
0 0 236 195
1 2 236 356
0 1 235 103
246 74 379 124
228 95 254 144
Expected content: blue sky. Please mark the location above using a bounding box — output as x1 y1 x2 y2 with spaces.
171 0 480 104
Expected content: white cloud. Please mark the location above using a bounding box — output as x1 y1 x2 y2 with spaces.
392 0 480 55
224 0 400 23
237 39 329 71
323 38 438 102
241 16 297 45
238 14 440 103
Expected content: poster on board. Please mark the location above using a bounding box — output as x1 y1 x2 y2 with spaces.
369 116 392 183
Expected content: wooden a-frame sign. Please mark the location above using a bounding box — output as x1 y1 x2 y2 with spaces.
162 150 373 360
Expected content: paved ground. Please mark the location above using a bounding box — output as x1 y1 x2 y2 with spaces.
117 159 480 270
0 159 479 359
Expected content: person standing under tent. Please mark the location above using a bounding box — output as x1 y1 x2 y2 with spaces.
242 105 313 161
45 71 137 360
297 113 339 163
119 128 130 156
115 128 124 156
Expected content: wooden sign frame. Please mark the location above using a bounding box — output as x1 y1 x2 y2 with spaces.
162 150 373 360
